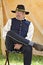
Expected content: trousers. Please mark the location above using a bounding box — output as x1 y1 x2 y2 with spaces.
5 31 32 65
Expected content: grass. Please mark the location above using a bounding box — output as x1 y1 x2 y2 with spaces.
0 52 43 65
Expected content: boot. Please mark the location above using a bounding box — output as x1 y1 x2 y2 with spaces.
33 43 43 51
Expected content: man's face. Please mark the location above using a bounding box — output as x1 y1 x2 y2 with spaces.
16 11 25 20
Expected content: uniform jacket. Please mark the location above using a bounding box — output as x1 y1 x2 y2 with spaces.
3 18 34 41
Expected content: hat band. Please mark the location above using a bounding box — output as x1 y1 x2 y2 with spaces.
16 8 25 12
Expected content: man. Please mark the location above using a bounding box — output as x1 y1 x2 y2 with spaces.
3 4 43 65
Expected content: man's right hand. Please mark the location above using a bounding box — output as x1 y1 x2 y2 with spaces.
14 43 22 50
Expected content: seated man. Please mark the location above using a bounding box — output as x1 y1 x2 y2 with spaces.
3 4 43 65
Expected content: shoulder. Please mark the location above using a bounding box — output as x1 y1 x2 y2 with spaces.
24 19 31 26
11 18 17 21
29 22 34 28
29 22 34 31
6 18 12 24
24 19 34 29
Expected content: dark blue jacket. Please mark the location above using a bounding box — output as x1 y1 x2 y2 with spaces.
11 18 30 38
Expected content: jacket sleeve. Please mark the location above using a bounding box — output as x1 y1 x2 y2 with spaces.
2 19 12 40
25 22 34 41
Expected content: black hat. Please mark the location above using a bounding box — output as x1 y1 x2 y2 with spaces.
11 4 29 15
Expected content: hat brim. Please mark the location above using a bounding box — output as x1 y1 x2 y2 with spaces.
11 10 29 15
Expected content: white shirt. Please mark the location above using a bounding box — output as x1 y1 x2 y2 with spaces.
2 19 34 41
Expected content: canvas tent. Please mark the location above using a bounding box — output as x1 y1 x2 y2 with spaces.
0 0 43 56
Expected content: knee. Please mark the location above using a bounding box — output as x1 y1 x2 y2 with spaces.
24 46 32 53
27 46 32 52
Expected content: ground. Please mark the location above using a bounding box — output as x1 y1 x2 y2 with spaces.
0 52 43 65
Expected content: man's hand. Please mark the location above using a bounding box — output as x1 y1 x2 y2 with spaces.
14 43 22 50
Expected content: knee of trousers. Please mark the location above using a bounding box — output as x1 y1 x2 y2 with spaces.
23 45 32 53
5 35 14 51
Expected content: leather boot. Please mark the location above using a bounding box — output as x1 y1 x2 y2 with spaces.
33 43 43 51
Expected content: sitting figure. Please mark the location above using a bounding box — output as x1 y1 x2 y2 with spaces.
3 4 43 65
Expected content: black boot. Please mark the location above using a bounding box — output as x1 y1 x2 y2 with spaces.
33 43 43 51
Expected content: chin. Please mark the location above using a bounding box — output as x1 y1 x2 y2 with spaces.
17 18 22 20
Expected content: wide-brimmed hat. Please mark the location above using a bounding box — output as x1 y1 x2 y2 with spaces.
11 4 29 15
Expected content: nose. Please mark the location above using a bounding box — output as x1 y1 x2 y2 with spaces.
17 12 21 14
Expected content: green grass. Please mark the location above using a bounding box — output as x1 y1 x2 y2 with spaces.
0 52 43 65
